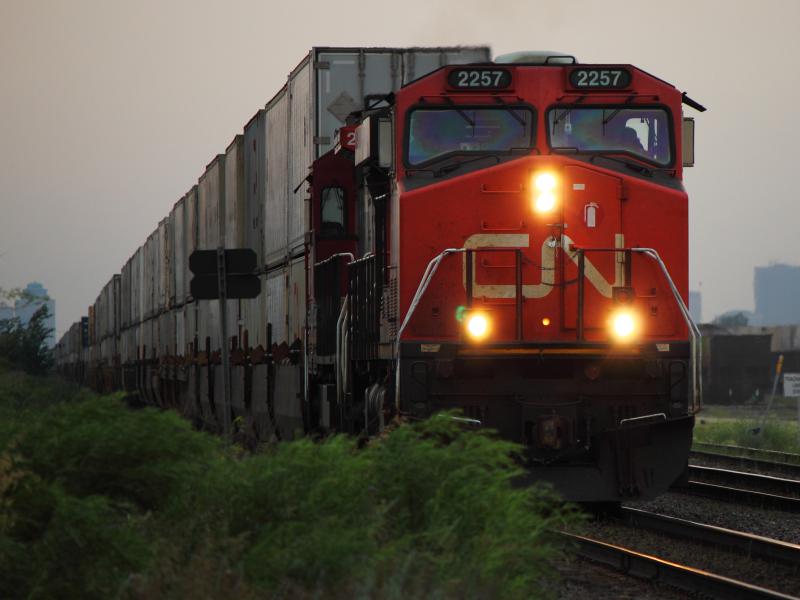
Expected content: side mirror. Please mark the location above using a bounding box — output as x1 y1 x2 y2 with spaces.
355 115 393 169
682 117 695 167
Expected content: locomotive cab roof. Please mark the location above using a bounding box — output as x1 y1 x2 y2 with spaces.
494 51 577 65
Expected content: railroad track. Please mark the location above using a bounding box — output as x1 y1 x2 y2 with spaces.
620 507 800 567
673 465 800 512
691 449 800 479
694 442 800 465
565 532 797 599
567 460 800 597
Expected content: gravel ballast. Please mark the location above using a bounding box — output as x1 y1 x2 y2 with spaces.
633 491 800 544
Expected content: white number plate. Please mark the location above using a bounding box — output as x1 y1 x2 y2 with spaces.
448 68 512 90
568 68 631 89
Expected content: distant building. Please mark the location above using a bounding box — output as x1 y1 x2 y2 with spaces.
754 264 800 326
13 282 56 347
689 290 702 323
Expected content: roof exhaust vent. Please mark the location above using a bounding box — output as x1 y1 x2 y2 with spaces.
494 51 577 65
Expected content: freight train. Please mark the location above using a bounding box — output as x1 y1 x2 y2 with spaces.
55 46 705 502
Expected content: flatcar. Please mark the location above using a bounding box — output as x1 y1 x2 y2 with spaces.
55 46 705 502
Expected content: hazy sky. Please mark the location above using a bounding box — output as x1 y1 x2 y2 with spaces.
2 0 799 337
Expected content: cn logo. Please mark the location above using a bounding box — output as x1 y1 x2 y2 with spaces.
584 202 599 228
462 233 623 299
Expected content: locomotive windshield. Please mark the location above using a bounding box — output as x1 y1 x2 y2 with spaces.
407 107 534 166
547 107 672 166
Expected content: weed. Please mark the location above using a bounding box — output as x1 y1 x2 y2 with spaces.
0 369 577 599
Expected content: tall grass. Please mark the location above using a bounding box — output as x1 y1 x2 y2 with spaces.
0 369 578 599
694 415 800 454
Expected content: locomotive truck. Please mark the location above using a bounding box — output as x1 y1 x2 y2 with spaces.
55 46 705 502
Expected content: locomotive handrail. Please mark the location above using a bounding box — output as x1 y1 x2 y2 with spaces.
574 245 702 411
314 252 354 268
320 254 357 410
393 245 702 413
394 248 466 408
336 297 349 409
632 247 703 411
396 248 467 345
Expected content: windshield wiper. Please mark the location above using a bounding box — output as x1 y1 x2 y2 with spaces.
602 108 623 125
490 97 527 127
553 108 572 126
444 97 475 127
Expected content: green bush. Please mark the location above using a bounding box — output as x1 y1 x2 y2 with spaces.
0 305 54 375
0 372 578 599
20 398 220 511
153 416 579 599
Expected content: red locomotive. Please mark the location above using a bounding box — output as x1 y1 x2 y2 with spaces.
313 52 704 501
56 47 704 502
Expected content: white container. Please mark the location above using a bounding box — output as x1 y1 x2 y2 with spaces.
265 269 288 345
124 256 132 331
113 274 121 340
224 135 245 248
133 246 143 325
158 311 173 356
158 217 169 311
240 274 266 349
185 303 197 354
170 197 185 305
174 306 186 356
243 110 266 264
143 230 158 319
198 155 225 250
223 136 247 347
184 186 198 301
264 89 289 265
197 156 227 351
287 59 313 255
288 256 306 345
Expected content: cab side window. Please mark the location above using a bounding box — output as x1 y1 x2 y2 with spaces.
320 187 346 237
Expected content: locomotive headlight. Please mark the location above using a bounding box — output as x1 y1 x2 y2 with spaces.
533 172 558 213
534 192 556 213
534 172 557 192
610 310 637 341
466 313 490 341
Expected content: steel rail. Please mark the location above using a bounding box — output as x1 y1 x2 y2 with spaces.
691 450 800 480
564 532 796 600
620 507 800 567
688 465 800 498
675 481 800 513
694 442 800 465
